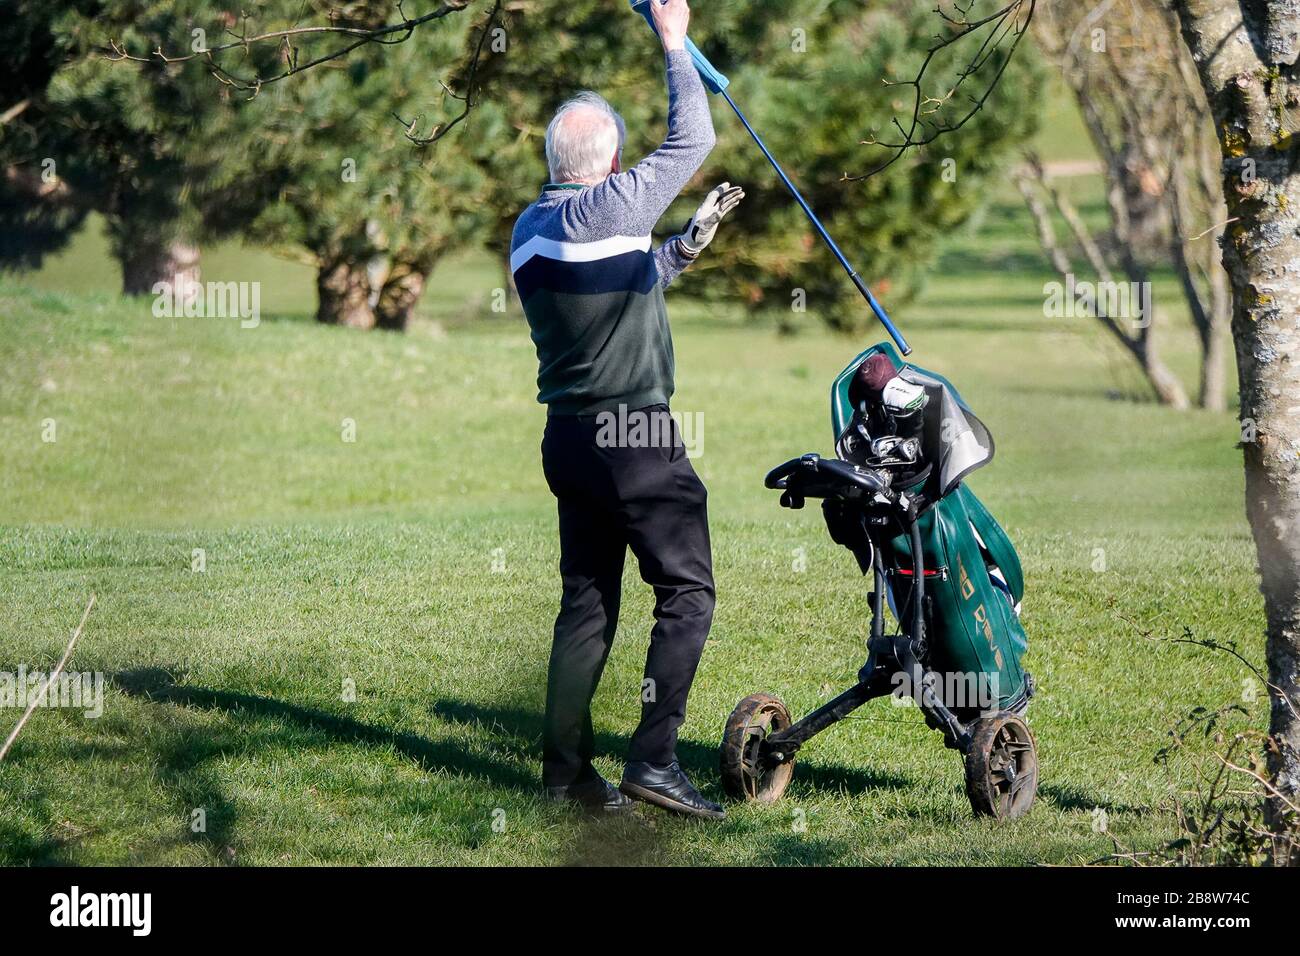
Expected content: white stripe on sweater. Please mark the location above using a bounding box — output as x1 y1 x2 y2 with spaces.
510 234 652 275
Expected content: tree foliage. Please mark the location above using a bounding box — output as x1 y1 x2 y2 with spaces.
195 1 499 327
673 1 1043 331
0 1 223 288
5 0 1041 332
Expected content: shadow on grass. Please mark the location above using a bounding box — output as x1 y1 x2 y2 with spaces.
931 248 1052 276
116 671 915 806
0 696 244 866
109 669 934 865
739 833 851 866
0 802 72 866
114 667 538 794
429 697 914 798
111 667 715 865
1039 782 1146 816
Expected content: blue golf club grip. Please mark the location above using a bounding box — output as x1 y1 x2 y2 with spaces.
629 0 729 94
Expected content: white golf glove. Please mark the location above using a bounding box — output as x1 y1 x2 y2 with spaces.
678 182 745 258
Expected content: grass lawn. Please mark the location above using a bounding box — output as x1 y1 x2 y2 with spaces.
0 166 1266 865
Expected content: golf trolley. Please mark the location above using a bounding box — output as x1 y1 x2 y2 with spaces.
719 344 1039 820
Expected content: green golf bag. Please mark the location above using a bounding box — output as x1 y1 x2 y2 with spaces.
830 343 1031 717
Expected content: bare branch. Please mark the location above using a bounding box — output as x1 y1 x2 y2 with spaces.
847 0 1036 181
106 2 472 96
0 98 32 126
1186 216 1239 242
394 0 502 146
1218 754 1300 819
1161 626 1300 722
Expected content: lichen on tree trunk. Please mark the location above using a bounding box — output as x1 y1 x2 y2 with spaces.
1230 148 1300 848
1172 0 1300 859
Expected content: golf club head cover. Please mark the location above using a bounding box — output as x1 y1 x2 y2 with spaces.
849 353 928 416
849 353 898 411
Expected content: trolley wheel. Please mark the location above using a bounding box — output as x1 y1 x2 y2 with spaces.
964 711 1037 820
720 692 795 803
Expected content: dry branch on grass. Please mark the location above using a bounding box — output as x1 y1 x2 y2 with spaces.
0 595 96 763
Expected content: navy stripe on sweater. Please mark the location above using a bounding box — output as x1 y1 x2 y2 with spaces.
513 250 659 301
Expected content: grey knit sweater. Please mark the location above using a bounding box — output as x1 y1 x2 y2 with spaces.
510 49 716 415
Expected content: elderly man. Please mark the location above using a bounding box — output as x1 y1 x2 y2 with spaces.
511 0 743 819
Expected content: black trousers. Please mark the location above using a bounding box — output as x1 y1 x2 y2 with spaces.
540 404 715 786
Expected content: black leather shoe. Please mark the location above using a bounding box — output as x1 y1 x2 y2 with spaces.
620 761 726 820
545 776 634 813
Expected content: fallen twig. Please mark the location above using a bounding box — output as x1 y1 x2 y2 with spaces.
0 594 96 763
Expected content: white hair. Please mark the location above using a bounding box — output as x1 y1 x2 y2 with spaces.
544 92 626 184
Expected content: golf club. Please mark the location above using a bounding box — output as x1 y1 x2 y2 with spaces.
630 0 913 356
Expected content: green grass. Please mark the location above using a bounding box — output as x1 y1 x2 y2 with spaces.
0 113 1266 864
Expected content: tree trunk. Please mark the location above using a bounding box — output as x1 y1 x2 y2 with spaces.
1199 266 1229 413
1169 158 1231 412
1141 339 1193 411
1032 1 1232 412
374 261 427 331
1236 179 1300 859
120 236 201 302
316 257 375 329
1172 0 1300 859
1017 156 1191 409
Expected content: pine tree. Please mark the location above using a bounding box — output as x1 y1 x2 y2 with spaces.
193 2 497 329
0 1 237 296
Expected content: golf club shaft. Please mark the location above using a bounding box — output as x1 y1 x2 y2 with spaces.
720 89 912 356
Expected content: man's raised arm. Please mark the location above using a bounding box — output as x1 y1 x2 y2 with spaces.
574 0 716 233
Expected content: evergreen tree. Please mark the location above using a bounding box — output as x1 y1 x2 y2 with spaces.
0 1 236 295
195 1 497 329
